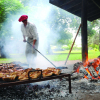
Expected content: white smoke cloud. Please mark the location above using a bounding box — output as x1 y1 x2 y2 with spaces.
3 0 61 69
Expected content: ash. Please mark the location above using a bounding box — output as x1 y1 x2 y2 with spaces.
0 78 100 100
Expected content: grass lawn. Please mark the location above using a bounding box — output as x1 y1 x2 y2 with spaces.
47 50 100 61
0 50 100 63
0 57 27 63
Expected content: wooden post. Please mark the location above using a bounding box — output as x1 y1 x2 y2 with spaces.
81 0 88 63
99 27 100 51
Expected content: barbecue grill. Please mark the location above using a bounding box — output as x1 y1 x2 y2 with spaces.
0 62 72 93
0 73 71 93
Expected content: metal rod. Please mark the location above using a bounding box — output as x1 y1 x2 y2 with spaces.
26 41 57 68
65 24 81 65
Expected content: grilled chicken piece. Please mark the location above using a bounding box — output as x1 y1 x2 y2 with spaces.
18 68 33 80
18 72 28 80
2 74 17 81
29 70 41 79
42 67 61 77
53 69 61 75
1 69 9 73
42 69 54 78
24 68 32 73
18 77 29 81
47 67 61 75
0 72 4 78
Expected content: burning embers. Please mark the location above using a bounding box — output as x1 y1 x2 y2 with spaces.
73 56 100 80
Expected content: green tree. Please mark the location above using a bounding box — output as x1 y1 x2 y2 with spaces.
88 20 100 50
87 21 96 37
44 7 73 53
69 15 98 50
0 1 6 29
70 16 81 30
0 0 24 58
47 7 73 45
92 19 100 51
70 16 97 37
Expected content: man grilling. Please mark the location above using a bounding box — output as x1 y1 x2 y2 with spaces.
18 15 39 68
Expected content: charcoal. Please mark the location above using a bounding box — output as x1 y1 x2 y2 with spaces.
88 66 98 78
90 79 98 82
79 67 88 76
96 66 100 71
98 69 100 76
78 73 84 78
87 74 92 79
45 84 50 88
73 63 80 71
0 78 98 100
80 83 96 90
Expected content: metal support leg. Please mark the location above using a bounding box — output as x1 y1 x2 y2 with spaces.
68 74 71 93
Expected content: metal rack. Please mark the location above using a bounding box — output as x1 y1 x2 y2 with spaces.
0 73 71 93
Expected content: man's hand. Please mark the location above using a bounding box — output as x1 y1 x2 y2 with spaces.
32 45 35 49
33 39 36 49
23 39 26 42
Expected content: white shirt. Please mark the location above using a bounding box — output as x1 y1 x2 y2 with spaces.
21 22 38 40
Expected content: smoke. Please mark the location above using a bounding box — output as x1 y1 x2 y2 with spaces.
4 19 26 57
1 0 62 69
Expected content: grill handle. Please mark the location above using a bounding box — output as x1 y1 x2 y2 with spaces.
28 70 42 80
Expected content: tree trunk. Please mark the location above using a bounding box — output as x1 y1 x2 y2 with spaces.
0 46 7 58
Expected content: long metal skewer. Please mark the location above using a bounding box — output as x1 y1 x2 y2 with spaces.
26 41 57 68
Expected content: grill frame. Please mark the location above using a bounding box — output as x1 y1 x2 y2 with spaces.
0 73 71 93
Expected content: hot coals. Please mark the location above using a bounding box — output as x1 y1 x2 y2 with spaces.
73 56 100 80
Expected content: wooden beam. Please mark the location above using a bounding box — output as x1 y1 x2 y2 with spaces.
49 0 69 7
81 0 88 63
72 9 81 16
88 12 100 20
61 0 81 11
60 0 74 7
89 14 100 21
68 3 81 13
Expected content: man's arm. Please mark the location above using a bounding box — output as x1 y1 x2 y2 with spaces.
30 24 38 47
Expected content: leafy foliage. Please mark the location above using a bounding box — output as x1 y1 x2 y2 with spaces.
0 1 6 29
0 0 24 35
70 16 81 30
46 7 73 45
0 0 24 57
87 21 97 37
88 20 100 50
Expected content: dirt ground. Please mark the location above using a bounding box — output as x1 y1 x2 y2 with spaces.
39 59 95 69
53 93 100 100
52 60 81 69
35 59 81 70
53 59 100 100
